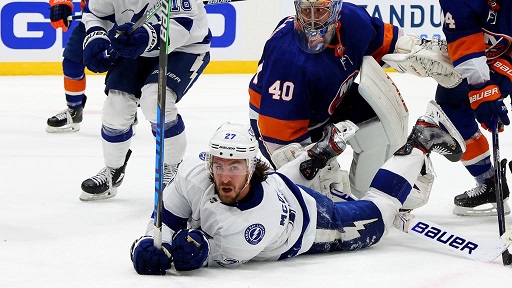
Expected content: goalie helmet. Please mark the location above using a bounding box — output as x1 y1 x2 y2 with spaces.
293 0 343 53
207 122 258 175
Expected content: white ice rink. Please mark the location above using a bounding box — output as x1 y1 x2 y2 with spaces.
1 73 511 287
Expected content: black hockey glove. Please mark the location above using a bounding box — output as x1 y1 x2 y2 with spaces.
131 236 173 275
49 0 73 31
83 27 116 73
170 229 210 271
109 23 159 59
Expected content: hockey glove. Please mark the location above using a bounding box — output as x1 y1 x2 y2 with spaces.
468 80 509 131
130 236 173 275
83 28 115 73
490 56 512 83
109 23 159 59
170 229 210 271
49 0 73 31
300 121 358 180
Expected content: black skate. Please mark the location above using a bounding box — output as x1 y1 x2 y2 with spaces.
395 101 464 162
46 96 87 133
453 160 511 216
80 149 132 201
299 121 358 180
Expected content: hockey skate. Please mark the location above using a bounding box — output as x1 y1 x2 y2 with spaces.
396 100 465 162
80 150 132 201
163 162 180 188
46 96 87 133
46 107 84 133
398 101 465 211
300 121 358 180
453 160 511 216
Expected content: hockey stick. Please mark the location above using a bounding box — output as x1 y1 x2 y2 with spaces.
153 0 172 250
394 212 512 262
331 188 512 262
152 0 248 250
491 116 512 265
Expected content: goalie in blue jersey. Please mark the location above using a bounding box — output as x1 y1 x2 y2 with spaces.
130 101 465 275
248 0 413 202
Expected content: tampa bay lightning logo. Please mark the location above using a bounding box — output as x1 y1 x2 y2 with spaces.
199 152 207 161
247 127 255 138
244 223 265 245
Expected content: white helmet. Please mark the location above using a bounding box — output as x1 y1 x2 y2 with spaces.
207 122 258 174
293 0 343 53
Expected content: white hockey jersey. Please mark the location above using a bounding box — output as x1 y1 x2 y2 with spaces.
147 152 319 267
82 0 210 56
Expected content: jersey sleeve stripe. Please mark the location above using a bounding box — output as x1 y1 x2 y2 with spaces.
258 114 309 143
447 33 486 65
370 23 397 63
249 88 261 110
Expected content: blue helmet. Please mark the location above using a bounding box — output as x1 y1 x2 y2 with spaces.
293 0 343 53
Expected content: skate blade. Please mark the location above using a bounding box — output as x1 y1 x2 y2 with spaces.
453 202 511 217
79 187 117 201
46 123 80 133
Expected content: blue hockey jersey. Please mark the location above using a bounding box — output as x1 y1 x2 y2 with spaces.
440 0 512 85
248 2 400 155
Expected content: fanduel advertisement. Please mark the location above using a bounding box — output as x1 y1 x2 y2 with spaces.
0 0 443 68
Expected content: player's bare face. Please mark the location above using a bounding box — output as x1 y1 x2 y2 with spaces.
299 5 331 28
212 157 250 204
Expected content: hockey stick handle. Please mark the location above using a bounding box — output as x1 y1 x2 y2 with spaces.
491 116 512 265
492 117 507 235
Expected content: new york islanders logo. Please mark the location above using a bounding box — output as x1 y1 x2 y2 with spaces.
328 72 358 115
483 29 512 59
244 223 265 245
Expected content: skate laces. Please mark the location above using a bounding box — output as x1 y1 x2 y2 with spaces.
465 182 490 198
52 109 72 121
89 167 114 186
163 163 179 187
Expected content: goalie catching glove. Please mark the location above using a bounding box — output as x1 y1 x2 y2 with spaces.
382 34 462 89
300 121 358 180
131 229 210 275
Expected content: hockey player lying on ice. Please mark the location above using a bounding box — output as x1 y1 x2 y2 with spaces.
129 101 481 275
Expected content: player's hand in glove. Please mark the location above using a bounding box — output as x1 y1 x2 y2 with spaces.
49 0 73 31
130 236 173 275
468 80 509 131
170 229 210 271
109 23 159 59
83 28 115 73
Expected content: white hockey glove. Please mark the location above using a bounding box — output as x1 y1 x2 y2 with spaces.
299 121 358 180
313 161 353 202
271 143 305 170
382 34 462 88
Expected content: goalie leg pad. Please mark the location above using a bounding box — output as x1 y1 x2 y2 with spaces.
349 57 409 198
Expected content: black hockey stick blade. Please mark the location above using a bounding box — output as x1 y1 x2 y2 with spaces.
491 116 512 266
